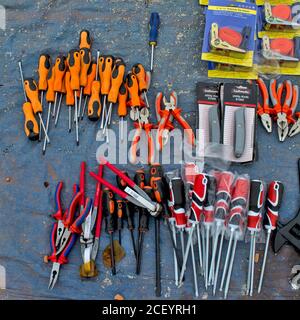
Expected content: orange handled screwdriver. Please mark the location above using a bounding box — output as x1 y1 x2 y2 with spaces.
103 58 126 136
132 63 150 109
65 71 75 132
52 55 67 119
126 72 141 124
99 55 114 129
81 61 96 120
88 51 101 121
43 66 55 154
67 49 81 145
38 53 51 141
79 29 92 49
54 70 67 127
118 81 128 142
78 47 91 121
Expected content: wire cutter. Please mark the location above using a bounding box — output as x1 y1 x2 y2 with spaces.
89 158 162 217
270 79 297 142
256 78 273 133
129 107 155 165
155 91 195 151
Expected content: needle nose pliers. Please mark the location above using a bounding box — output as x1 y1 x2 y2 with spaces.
256 78 273 133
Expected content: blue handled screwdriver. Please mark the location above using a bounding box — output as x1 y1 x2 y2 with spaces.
149 12 160 73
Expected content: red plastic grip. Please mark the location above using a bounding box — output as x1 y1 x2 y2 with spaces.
80 162 86 207
94 165 104 238
247 180 265 232
93 164 103 209
190 173 208 222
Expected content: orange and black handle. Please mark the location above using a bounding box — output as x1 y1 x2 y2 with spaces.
108 58 126 104
24 78 42 114
79 30 92 49
116 170 130 190
99 55 114 95
132 63 148 92
87 80 101 121
118 81 128 117
38 53 51 92
126 72 141 107
53 55 67 93
67 49 81 91
83 61 96 96
117 200 124 244
23 102 39 141
65 71 74 106
79 48 91 88
46 66 56 103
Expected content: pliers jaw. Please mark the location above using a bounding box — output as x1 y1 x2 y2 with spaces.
48 263 60 290
289 120 300 137
260 114 273 133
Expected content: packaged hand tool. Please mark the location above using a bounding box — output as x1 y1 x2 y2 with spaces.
202 0 257 67
207 62 259 80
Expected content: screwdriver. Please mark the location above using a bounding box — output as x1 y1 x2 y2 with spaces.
43 66 55 154
116 200 124 245
79 29 92 49
103 187 116 275
54 66 67 127
258 181 284 294
126 72 141 125
38 53 51 141
132 63 150 110
246 180 265 296
67 49 81 145
81 61 97 120
87 51 101 122
78 47 91 121
118 81 128 142
99 55 114 129
149 12 160 73
103 58 126 137
52 55 67 120
65 71 75 132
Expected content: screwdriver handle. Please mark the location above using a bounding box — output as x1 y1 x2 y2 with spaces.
53 55 67 92
83 62 97 96
168 177 186 228
46 66 56 103
103 188 115 233
87 80 101 121
203 175 217 224
264 181 284 231
99 55 114 95
149 12 160 46
108 59 126 104
150 164 164 179
24 78 42 114
116 171 130 190
126 72 141 108
67 49 81 91
134 170 145 189
118 82 128 117
38 53 51 91
124 201 135 230
22 102 39 141
132 63 148 92
79 29 92 49
190 173 208 223
65 71 74 106
184 163 198 198
117 200 124 231
80 48 91 88
247 180 265 232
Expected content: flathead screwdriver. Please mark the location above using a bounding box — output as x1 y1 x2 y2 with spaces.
149 12 160 73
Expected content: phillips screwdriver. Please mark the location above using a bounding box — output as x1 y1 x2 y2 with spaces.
258 181 284 294
103 187 116 275
54 67 66 127
52 56 67 120
79 29 92 49
99 55 114 129
18 61 39 141
78 47 91 120
126 72 142 125
81 61 96 120
103 58 126 138
116 200 124 245
67 49 81 145
118 81 128 142
43 65 55 154
88 51 101 122
246 180 265 296
149 12 160 73
65 71 75 132
132 63 150 110
38 53 51 141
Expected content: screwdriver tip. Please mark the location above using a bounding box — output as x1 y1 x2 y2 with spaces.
77 141 79 146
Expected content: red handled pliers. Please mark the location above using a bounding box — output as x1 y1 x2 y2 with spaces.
256 78 273 133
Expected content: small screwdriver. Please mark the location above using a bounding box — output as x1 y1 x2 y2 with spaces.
132 63 150 110
149 12 160 73
79 29 92 50
116 200 124 245
87 51 101 121
126 72 141 125
118 81 128 143
78 47 91 121
38 53 51 141
65 71 75 132
81 61 96 120
67 49 81 145
43 66 55 154
99 55 114 129
54 59 67 127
